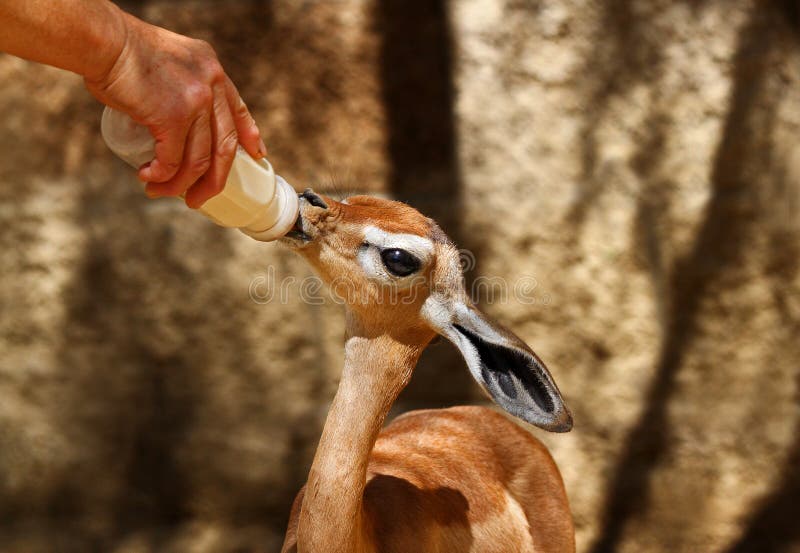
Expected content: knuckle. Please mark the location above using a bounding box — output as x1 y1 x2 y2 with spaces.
148 162 179 182
189 154 212 176
233 97 250 117
209 63 225 82
240 122 260 140
200 58 224 82
219 129 239 153
160 162 182 177
161 158 182 170
193 39 215 57
184 84 212 110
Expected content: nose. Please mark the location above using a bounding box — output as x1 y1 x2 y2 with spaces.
300 188 328 209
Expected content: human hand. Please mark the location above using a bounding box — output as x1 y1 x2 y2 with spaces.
84 12 265 208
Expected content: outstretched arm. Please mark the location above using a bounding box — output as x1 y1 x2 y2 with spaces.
0 0 266 208
0 0 126 80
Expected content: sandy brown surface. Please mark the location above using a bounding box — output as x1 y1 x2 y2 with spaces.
1 1 799 552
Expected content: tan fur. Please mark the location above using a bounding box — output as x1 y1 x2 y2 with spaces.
280 195 575 553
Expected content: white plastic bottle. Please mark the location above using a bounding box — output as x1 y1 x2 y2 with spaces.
101 107 299 242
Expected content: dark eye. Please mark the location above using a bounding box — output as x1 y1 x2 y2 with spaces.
380 248 421 277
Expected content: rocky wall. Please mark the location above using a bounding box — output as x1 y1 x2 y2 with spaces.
1 1 798 552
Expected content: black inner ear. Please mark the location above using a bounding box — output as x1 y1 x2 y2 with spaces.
453 324 555 413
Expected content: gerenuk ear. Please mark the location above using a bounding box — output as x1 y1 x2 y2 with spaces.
441 303 572 432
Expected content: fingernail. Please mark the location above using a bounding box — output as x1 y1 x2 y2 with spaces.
145 184 161 199
257 139 267 158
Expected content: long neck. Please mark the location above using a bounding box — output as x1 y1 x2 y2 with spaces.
296 318 426 553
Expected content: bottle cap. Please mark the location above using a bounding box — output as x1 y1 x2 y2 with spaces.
101 107 155 168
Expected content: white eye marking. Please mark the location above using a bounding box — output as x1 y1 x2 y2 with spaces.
357 226 434 285
362 226 434 264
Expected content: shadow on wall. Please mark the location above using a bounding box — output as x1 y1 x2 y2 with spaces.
373 0 482 410
47 190 233 549
586 2 800 553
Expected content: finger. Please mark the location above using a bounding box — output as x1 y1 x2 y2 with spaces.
224 75 265 159
138 123 189 183
145 111 212 198
185 82 238 209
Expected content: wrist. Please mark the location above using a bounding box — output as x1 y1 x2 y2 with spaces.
82 2 130 83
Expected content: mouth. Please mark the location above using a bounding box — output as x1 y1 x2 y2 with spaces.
282 211 310 242
281 191 314 243
281 188 328 244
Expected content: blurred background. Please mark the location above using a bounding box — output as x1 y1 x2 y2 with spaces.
1 0 799 551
